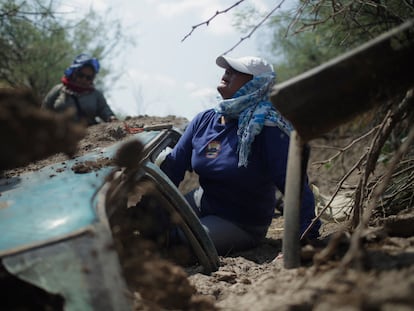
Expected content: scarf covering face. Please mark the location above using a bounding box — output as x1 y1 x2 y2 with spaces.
215 72 293 167
61 76 94 94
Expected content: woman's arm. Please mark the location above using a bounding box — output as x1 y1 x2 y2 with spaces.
160 120 196 186
160 110 210 186
95 90 116 122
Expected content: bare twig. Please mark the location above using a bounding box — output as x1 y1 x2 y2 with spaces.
181 0 286 55
301 151 366 240
341 123 414 269
311 145 346 150
352 90 414 226
222 1 286 55
181 0 246 42
303 89 413 240
312 126 379 168
391 163 414 179
403 0 414 11
286 0 309 35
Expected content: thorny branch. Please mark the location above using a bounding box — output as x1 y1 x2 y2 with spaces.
301 152 367 240
311 126 379 169
181 0 411 54
286 0 410 41
301 89 414 240
181 0 246 43
181 0 286 54
222 1 285 55
341 123 414 269
352 91 414 226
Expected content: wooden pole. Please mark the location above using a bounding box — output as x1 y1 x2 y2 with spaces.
283 130 303 268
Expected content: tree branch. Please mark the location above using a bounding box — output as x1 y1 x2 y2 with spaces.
181 0 246 42
222 0 286 55
312 126 379 169
301 151 366 240
341 122 414 269
181 0 286 55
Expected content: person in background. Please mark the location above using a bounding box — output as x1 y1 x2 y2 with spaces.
42 53 117 125
160 55 320 256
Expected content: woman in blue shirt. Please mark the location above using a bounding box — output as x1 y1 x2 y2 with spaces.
161 55 320 255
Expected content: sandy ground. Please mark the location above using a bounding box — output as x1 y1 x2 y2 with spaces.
2 107 414 311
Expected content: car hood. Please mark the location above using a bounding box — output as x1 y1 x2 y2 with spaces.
0 130 163 257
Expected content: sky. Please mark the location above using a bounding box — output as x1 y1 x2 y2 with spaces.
61 0 293 120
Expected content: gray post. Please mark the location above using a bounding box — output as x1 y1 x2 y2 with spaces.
282 130 303 268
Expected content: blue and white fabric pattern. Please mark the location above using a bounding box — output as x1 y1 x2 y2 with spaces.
64 53 100 77
215 72 293 167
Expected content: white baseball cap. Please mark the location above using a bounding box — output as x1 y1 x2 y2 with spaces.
216 55 274 76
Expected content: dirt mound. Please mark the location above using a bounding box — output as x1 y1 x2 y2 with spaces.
1 114 188 177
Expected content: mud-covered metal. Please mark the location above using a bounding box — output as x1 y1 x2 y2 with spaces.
0 130 162 257
2 224 132 311
0 129 167 310
0 126 219 310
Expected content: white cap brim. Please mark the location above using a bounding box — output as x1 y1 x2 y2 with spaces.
216 55 274 76
216 56 252 75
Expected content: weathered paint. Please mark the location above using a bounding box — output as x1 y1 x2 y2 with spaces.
0 130 161 255
3 224 133 311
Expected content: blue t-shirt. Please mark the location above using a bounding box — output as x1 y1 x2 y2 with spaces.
162 109 319 236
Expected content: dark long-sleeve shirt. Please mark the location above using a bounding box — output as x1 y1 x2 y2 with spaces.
161 109 320 238
43 84 115 125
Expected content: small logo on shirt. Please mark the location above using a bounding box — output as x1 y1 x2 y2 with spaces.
206 141 221 158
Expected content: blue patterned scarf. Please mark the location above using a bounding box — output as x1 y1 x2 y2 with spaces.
215 72 293 167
